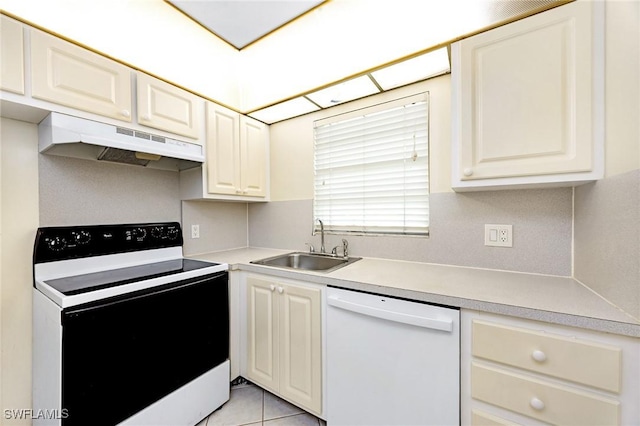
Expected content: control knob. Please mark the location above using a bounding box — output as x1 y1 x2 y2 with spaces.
132 227 147 241
71 230 91 245
166 227 179 240
151 226 165 239
45 236 67 252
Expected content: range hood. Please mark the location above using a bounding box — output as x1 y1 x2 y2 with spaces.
38 112 204 171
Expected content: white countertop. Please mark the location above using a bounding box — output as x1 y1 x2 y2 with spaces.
191 247 640 337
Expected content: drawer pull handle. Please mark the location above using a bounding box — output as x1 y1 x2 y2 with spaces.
532 350 547 362
277 286 284 294
463 168 473 177
269 284 276 292
530 397 545 411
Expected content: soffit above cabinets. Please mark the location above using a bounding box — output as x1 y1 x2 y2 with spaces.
1 0 568 123
249 47 451 124
167 0 326 50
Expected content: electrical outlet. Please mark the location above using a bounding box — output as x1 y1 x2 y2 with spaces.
485 224 512 247
191 224 200 239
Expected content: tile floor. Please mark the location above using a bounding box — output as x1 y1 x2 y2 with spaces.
196 382 325 426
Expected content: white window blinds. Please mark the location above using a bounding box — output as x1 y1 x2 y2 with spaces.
313 93 429 236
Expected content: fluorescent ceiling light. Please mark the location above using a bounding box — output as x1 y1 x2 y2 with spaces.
249 96 320 123
168 0 325 49
306 76 380 108
371 48 450 90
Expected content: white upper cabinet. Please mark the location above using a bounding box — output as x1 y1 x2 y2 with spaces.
30 29 132 122
206 102 241 196
1 15 25 94
205 101 268 198
136 72 200 140
239 115 268 197
451 1 604 190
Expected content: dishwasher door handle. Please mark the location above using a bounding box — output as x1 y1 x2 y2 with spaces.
327 296 453 332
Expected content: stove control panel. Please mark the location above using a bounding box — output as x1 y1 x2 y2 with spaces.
34 222 183 263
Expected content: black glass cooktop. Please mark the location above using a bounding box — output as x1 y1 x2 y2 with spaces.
44 259 218 296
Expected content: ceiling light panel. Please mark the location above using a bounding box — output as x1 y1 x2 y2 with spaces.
371 48 451 90
306 76 380 108
168 0 325 49
249 97 320 124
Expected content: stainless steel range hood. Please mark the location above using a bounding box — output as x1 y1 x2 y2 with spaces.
38 112 204 171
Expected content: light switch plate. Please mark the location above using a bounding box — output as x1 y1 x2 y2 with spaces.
485 224 512 247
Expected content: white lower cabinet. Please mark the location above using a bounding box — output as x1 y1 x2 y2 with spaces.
461 310 640 425
243 274 323 416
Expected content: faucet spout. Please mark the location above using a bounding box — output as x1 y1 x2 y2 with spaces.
342 238 349 258
317 219 325 254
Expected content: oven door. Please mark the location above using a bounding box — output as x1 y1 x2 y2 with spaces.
61 271 229 426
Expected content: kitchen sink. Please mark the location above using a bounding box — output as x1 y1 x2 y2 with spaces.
251 252 361 273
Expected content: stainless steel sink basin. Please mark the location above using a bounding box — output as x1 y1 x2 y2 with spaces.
251 252 361 273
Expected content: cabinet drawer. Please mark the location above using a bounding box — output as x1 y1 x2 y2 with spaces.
31 30 132 121
471 410 520 426
471 363 619 426
472 320 621 392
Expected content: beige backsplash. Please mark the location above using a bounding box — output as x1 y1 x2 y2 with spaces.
574 169 640 321
247 189 573 276
182 201 249 255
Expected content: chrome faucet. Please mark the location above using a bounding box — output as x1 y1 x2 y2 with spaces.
332 238 349 258
317 218 326 253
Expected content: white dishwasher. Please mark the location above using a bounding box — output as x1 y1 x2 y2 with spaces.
327 287 460 426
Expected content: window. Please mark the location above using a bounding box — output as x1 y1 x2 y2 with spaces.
313 93 429 236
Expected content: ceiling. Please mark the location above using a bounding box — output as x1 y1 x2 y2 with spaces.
0 0 567 123
165 0 567 123
168 0 326 49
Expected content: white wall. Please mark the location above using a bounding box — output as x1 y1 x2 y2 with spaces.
0 117 39 425
603 0 640 177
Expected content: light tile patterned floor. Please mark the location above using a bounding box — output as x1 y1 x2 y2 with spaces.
196 383 324 426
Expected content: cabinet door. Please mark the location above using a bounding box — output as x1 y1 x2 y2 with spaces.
278 283 322 414
206 102 240 195
136 72 200 140
30 30 132 121
1 15 25 94
452 1 601 186
240 116 268 197
246 276 279 392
